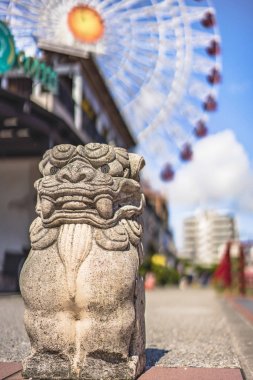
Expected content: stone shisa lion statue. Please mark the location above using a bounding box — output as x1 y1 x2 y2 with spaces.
20 143 146 380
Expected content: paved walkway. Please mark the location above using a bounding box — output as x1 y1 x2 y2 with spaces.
145 288 240 368
1 287 252 379
0 295 29 362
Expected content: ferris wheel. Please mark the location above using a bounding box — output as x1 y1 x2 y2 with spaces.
0 0 221 181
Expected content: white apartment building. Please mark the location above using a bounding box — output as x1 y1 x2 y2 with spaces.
182 210 238 265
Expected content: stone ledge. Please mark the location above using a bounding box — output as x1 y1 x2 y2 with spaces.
0 363 244 380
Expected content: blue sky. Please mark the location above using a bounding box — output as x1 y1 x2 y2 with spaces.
211 0 253 153
165 0 253 248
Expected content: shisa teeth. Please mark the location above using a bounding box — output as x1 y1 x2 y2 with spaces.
56 195 92 204
40 194 114 218
62 201 87 210
95 198 113 219
41 197 55 218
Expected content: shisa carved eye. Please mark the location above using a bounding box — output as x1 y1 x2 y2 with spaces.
100 164 110 174
50 166 60 175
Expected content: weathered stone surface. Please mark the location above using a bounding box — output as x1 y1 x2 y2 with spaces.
20 143 146 380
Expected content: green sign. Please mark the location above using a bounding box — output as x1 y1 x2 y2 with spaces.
17 51 58 94
0 21 16 74
0 21 58 93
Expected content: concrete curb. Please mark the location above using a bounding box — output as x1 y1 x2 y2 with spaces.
0 363 244 380
221 298 253 380
139 367 244 380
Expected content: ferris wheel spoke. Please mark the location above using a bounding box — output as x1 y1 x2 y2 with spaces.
191 30 220 48
180 102 203 124
6 0 40 12
111 77 138 102
100 0 146 16
107 55 157 81
122 52 157 72
149 140 172 161
0 9 37 21
188 79 213 99
192 53 220 74
115 70 146 93
184 6 215 23
103 51 159 84
164 122 193 146
105 2 178 21
18 0 43 8
137 87 186 139
0 5 8 11
8 21 38 33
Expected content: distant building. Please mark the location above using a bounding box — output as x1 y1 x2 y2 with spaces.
182 210 238 265
142 183 176 261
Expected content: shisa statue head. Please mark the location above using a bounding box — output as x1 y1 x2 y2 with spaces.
35 143 145 229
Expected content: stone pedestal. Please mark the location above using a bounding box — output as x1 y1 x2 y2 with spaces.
20 143 146 380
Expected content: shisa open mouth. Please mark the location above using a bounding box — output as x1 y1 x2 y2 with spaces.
36 178 144 228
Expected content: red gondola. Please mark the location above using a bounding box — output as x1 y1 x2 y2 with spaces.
207 68 222 85
160 164 175 181
194 121 208 138
206 40 221 56
201 12 216 28
203 95 217 112
180 143 193 161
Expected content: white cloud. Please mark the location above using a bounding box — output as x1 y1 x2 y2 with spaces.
141 129 253 246
167 130 252 209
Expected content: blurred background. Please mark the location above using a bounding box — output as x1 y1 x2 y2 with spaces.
0 0 252 295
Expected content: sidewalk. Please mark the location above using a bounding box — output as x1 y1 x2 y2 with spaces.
145 288 239 368
0 288 251 379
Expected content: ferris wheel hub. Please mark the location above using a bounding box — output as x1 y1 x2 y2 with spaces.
68 5 104 44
